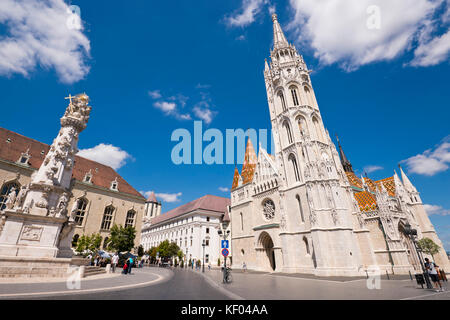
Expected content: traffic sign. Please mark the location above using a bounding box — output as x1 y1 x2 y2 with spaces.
222 248 229 257
221 240 229 249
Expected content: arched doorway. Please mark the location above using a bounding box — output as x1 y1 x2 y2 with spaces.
258 232 276 271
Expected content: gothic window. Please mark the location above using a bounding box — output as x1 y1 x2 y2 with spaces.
304 86 313 106
312 116 323 142
290 86 300 106
303 236 310 255
278 91 287 112
296 115 308 136
0 181 20 210
206 227 209 234
262 199 275 220
240 212 244 231
283 121 293 144
289 154 301 182
101 205 114 230
74 198 88 225
125 209 136 228
296 195 305 222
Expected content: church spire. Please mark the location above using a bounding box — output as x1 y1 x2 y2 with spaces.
272 13 288 49
336 136 354 173
399 164 417 193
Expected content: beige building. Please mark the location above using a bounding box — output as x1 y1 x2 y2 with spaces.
229 14 450 276
0 127 146 251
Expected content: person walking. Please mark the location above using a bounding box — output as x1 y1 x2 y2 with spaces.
243 262 247 273
111 253 119 273
127 257 133 275
123 261 128 274
208 262 211 271
425 258 444 292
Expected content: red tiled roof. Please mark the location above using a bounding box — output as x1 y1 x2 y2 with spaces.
0 127 145 199
146 191 157 202
151 195 230 225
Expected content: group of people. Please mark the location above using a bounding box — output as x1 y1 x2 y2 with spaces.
122 257 134 275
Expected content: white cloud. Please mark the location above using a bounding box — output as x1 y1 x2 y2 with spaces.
153 101 177 113
225 0 267 27
402 137 450 176
411 29 450 66
219 187 230 192
364 165 384 173
193 104 215 124
424 204 450 216
0 0 90 83
155 192 182 203
77 143 132 170
288 0 444 71
148 90 162 99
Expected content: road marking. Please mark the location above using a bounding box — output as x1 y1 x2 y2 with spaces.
0 271 171 298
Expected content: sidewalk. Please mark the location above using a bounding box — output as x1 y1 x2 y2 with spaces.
0 266 172 299
191 267 450 300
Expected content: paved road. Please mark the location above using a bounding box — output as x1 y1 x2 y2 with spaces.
25 267 230 300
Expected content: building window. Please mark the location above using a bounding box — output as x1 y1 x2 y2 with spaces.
283 121 293 144
262 199 275 220
278 91 287 111
240 212 244 231
290 86 300 106
289 154 301 182
110 178 118 191
74 198 88 225
0 181 20 210
190 239 193 246
101 205 114 230
205 239 209 246
296 195 305 223
206 228 209 234
125 210 136 228
206 216 210 222
304 236 310 255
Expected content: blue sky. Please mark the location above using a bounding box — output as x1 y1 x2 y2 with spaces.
1 0 449 249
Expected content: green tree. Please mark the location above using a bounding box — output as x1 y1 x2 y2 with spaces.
417 237 440 261
75 235 89 255
137 245 144 257
157 240 180 259
177 250 184 262
107 224 136 253
88 233 102 252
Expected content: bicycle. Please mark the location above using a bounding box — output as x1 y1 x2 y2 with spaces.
223 266 232 283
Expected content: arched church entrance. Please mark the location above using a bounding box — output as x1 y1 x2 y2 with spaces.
258 232 276 271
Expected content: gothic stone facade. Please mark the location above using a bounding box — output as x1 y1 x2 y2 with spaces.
229 14 450 276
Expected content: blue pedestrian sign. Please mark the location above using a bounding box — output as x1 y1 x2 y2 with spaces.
221 240 229 249
222 248 229 257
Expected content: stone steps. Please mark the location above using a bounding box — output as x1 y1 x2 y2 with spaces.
83 266 106 277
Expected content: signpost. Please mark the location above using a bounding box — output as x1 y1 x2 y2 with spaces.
221 240 229 249
222 248 229 257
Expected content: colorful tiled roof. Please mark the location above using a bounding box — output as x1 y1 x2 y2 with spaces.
241 139 257 185
150 195 230 225
0 127 145 199
375 177 396 197
346 172 363 189
354 191 378 212
231 167 240 190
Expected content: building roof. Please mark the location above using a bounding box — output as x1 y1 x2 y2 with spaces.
231 167 240 190
354 191 378 212
0 127 145 200
146 191 158 203
150 194 230 225
345 172 396 197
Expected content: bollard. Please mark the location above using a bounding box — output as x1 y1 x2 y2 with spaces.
409 271 413 280
79 265 86 279
105 263 111 273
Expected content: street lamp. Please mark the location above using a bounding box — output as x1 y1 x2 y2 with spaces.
404 222 433 289
202 239 206 273
218 221 230 282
